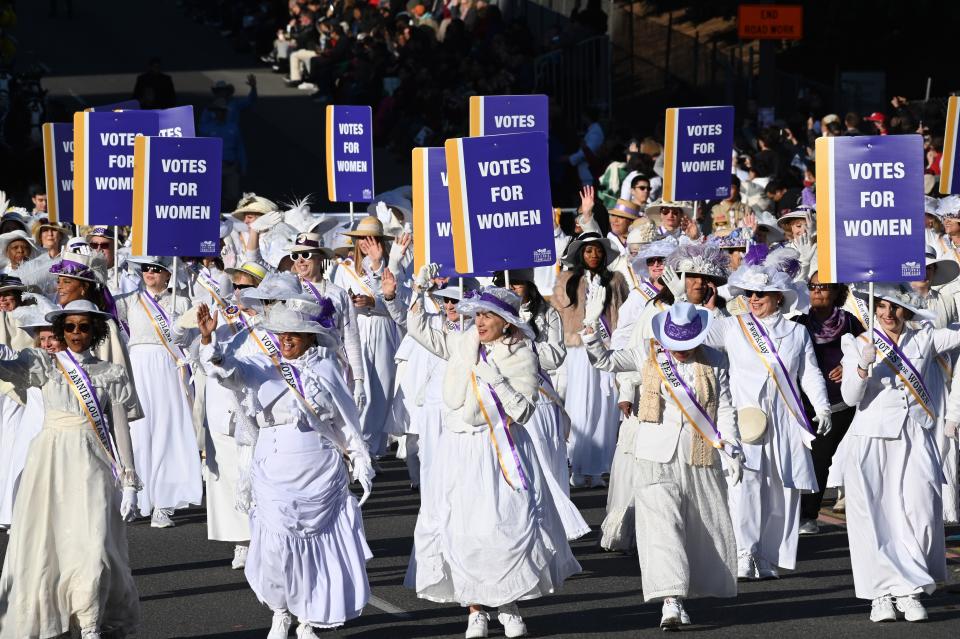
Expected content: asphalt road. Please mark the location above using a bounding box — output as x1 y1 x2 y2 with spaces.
1 452 958 638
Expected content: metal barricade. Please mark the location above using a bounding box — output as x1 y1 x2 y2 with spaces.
534 35 612 128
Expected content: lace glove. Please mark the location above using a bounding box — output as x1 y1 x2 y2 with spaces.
813 409 832 436
250 210 282 232
120 487 138 522
353 379 367 413
661 266 687 302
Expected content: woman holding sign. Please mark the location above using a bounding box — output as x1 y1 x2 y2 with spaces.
0 300 142 639
705 254 831 581
114 257 202 528
833 285 960 623
583 301 741 630
402 286 584 639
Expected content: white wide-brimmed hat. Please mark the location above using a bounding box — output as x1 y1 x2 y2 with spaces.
753 211 786 243
260 303 327 335
727 264 800 310
652 302 713 351
853 284 936 322
924 196 944 221
433 286 463 301
776 208 812 226
49 251 102 283
309 215 340 236
341 215 394 240
626 218 662 247
232 193 278 221
664 243 730 283
12 295 59 335
240 272 307 303
562 231 619 268
0 230 40 262
285 232 334 258
645 199 693 226
45 299 112 323
128 255 174 273
923 245 960 286
940 195 960 220
632 236 678 278
456 286 535 340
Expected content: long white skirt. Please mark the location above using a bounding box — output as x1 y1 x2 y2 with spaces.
205 430 251 542
0 410 139 638
246 423 371 627
404 424 586 607
937 423 959 524
356 314 402 457
634 449 737 601
600 418 641 551
0 390 41 527
0 393 25 527
563 346 619 477
828 420 946 600
130 344 203 515
526 396 570 495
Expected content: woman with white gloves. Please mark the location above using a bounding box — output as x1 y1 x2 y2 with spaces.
402 285 586 639
705 255 831 580
834 285 960 623
584 300 742 630
0 300 142 639
197 300 374 639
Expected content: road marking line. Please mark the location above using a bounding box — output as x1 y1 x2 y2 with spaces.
369 595 411 618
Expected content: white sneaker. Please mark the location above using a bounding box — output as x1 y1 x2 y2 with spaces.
232 545 248 570
150 508 175 528
465 610 489 638
297 82 317 91
737 552 758 580
497 603 527 638
660 598 682 630
895 595 928 622
798 519 820 535
678 599 691 625
757 557 779 580
295 623 321 638
80 628 101 639
870 595 896 622
268 610 293 639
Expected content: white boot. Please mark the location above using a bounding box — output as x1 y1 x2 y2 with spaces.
497 602 527 638
465 610 489 639
267 610 293 639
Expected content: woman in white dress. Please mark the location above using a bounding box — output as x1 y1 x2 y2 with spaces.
706 257 831 580
402 285 586 639
834 285 960 623
584 301 742 629
115 256 202 528
0 300 142 639
0 275 33 529
197 300 374 639
333 216 403 457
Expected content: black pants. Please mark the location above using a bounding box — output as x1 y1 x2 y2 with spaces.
800 406 855 520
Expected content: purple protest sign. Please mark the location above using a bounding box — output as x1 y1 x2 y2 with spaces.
157 105 195 138
87 99 141 112
73 110 160 226
816 134 925 283
325 105 374 202
131 136 222 257
662 105 734 200
468 95 549 137
446 132 555 273
413 147 461 277
42 122 74 223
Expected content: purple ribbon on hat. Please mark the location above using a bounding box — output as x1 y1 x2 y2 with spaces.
613 202 637 216
49 259 94 279
663 313 703 342
462 290 518 317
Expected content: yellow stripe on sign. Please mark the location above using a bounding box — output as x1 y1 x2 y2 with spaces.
469 96 482 137
325 106 336 202
941 96 959 195
42 124 58 223
662 108 678 201
445 138 471 273
814 136 833 282
72 112 87 226
130 136 149 256
412 148 427 272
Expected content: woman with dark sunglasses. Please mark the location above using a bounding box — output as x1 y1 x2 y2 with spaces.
0 300 142 639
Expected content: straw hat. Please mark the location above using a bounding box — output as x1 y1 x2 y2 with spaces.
231 193 278 221
651 302 713 351
332 233 354 258
456 286 535 340
626 218 661 247
45 299 112 323
32 220 69 245
224 261 267 282
608 199 640 221
341 215 394 239
645 199 693 217
285 232 334 258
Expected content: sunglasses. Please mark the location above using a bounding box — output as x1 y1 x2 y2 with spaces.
744 290 774 299
233 283 255 291
89 241 112 249
290 252 320 262
632 185 650 191
142 265 167 274
64 322 92 334
645 257 665 265
807 283 836 291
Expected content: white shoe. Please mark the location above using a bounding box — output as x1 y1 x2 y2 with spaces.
268 610 293 639
80 628 101 639
757 557 779 580
678 599 691 625
660 598 682 630
497 603 527 638
870 595 896 622
569 473 586 488
737 552 758 580
833 495 846 513
895 595 928 622
232 545 248 570
465 610 489 638
297 82 316 91
150 508 175 528
798 519 819 535
296 623 321 638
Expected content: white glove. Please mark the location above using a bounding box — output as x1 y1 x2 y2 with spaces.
375 200 391 225
582 282 607 327
472 359 504 386
790 231 816 266
660 266 687 302
120 487 138 522
201 460 219 481
353 379 367 413
725 447 744 485
352 457 374 507
250 210 282 232
858 343 877 369
414 263 440 291
946 420 959 440
813 410 832 436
